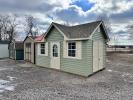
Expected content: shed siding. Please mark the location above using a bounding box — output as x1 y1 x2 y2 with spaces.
36 43 50 68
36 28 63 68
0 44 9 58
61 40 93 76
35 26 106 76
36 27 92 76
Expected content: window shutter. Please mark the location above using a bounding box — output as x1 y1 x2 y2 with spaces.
63 41 67 58
76 41 82 59
45 42 48 56
37 43 40 55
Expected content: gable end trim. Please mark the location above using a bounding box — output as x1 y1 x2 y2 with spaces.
45 23 68 39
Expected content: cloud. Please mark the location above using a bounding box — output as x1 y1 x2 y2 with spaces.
0 0 132 44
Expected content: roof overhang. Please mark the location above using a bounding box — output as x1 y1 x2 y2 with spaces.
89 21 110 41
23 36 35 43
45 21 109 41
101 21 110 41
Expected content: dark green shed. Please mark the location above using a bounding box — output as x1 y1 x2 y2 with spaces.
9 41 24 60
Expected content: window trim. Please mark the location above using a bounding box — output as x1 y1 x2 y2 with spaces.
63 41 82 59
40 43 45 55
38 43 48 56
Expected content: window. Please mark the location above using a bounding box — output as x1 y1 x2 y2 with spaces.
53 44 58 57
40 43 45 54
68 42 76 57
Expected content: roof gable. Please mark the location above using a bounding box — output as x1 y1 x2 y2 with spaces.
45 21 109 40
23 36 35 43
45 23 67 39
24 34 45 43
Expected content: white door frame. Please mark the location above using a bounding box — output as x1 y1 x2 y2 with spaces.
93 40 104 72
50 42 60 69
93 40 99 72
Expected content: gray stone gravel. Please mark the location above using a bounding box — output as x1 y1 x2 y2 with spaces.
0 53 133 100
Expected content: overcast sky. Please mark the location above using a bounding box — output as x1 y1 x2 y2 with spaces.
1 0 133 44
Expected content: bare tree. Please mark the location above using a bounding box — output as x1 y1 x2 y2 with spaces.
97 14 112 34
0 15 18 42
8 16 18 42
0 15 4 40
25 16 38 37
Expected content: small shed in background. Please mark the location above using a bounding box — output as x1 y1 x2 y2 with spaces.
23 35 44 64
9 40 24 60
0 41 9 59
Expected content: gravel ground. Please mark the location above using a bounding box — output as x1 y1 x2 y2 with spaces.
0 53 133 100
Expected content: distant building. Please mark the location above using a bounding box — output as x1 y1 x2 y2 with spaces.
0 41 9 58
107 44 133 52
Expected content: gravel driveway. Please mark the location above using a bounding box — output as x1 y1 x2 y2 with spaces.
0 53 133 100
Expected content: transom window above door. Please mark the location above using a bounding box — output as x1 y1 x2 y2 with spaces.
53 44 58 57
68 42 76 57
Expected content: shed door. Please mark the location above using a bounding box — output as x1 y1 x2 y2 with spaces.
16 50 24 60
99 41 104 70
93 40 104 72
25 43 31 62
0 44 9 58
50 42 60 69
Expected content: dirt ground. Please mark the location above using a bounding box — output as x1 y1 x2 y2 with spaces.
0 53 133 100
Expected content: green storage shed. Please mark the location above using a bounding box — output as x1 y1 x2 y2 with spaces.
35 21 109 77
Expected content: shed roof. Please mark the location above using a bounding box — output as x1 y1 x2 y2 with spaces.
34 35 45 42
15 42 24 50
52 21 102 39
24 35 45 43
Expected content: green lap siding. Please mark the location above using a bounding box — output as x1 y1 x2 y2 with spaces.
35 26 106 76
36 56 50 68
36 27 93 76
36 27 64 68
61 40 93 76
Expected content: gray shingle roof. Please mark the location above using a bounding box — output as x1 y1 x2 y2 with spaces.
53 21 102 39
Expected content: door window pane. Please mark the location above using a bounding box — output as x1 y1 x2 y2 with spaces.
53 44 58 57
